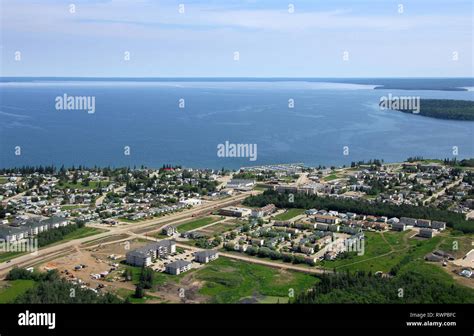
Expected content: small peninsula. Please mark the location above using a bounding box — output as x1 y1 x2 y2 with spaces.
386 99 474 121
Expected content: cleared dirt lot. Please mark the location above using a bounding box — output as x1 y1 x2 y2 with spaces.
37 238 207 303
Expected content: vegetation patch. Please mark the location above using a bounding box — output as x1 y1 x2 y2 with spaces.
0 280 35 303
274 208 305 221
195 257 317 303
177 217 219 232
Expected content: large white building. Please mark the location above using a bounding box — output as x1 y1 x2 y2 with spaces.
226 179 256 191
126 240 176 267
165 260 192 275
0 216 70 243
194 250 219 263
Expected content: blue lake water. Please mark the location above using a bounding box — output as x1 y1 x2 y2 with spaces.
0 80 473 169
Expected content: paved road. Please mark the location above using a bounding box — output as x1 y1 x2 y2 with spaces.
95 185 125 206
423 177 463 205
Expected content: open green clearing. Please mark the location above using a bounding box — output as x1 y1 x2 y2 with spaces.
177 217 219 232
319 230 444 273
60 227 105 242
60 204 87 211
436 234 473 258
274 208 305 221
0 280 35 303
195 257 318 303
0 251 26 263
114 288 161 303
118 217 143 223
124 264 187 287
0 228 104 263
320 230 473 293
197 221 242 236
323 174 339 181
57 181 110 190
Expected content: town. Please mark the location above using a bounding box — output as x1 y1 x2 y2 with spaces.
0 159 473 304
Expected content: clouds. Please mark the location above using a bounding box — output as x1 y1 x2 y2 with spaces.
1 0 472 77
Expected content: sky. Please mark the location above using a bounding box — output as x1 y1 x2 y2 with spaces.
0 0 473 77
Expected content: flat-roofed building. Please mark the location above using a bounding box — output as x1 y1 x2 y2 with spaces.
316 223 329 231
391 222 407 231
432 221 446 230
218 206 251 218
400 217 417 226
419 228 434 238
273 220 292 227
314 215 340 224
126 250 152 267
226 179 256 191
126 240 176 267
416 219 431 228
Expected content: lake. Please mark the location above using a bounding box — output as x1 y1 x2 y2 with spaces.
0 79 473 169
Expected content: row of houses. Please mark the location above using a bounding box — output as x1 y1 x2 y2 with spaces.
304 209 447 234
0 216 71 242
391 217 446 234
152 249 220 275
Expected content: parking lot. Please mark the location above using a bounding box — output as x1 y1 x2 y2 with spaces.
149 250 203 272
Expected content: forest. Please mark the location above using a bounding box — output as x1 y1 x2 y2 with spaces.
390 99 474 120
6 268 123 303
294 270 474 303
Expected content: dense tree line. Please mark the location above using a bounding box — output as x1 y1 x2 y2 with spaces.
7 268 123 303
36 223 85 247
294 270 474 303
392 99 474 121
443 158 474 168
243 190 474 233
350 159 384 167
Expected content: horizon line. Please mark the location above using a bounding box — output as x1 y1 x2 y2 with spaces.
1 76 474 79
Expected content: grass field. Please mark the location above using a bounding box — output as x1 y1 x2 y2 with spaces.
114 288 161 303
118 217 143 223
61 227 105 242
0 251 26 263
274 208 305 221
436 234 473 258
0 280 35 303
319 230 446 273
320 231 394 272
319 230 470 280
177 217 219 232
195 257 318 303
196 221 242 236
124 264 182 287
60 204 87 211
57 181 110 190
323 174 339 181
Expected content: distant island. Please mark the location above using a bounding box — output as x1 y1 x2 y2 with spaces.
386 99 474 121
